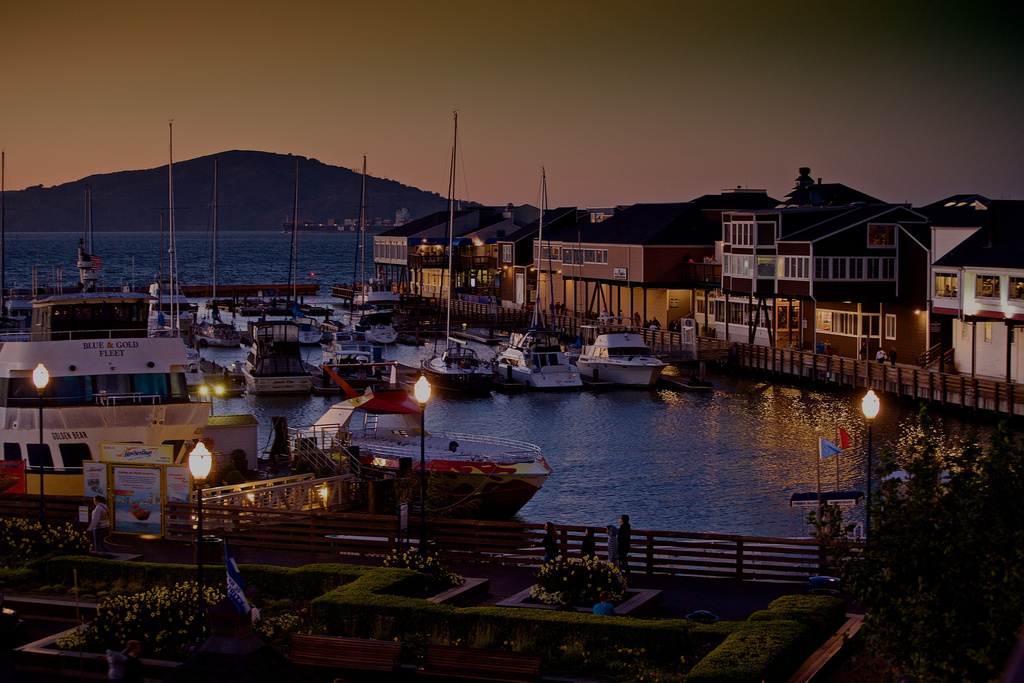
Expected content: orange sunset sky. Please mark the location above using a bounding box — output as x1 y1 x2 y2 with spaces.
2 0 1022 208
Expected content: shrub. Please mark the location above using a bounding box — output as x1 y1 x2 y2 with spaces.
530 554 625 606
0 519 90 568
381 549 464 592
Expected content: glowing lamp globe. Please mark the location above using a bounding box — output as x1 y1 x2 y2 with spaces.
861 390 880 420
414 375 431 406
32 363 49 391
189 442 213 481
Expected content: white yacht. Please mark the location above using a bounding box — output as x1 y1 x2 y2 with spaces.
241 320 313 394
572 318 667 387
0 292 209 496
493 328 582 390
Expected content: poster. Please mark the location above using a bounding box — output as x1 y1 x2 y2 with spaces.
84 462 107 499
112 467 162 534
0 460 26 494
165 466 191 504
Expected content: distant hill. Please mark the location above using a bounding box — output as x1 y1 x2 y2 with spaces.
1 150 451 232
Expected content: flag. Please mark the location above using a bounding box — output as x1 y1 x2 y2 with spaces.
89 254 102 270
225 542 251 614
292 303 302 318
819 437 843 460
838 427 851 449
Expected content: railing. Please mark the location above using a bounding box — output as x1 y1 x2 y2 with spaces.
678 263 722 284
730 342 1024 416
0 494 842 583
201 475 356 512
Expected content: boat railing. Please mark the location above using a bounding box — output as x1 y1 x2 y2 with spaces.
350 430 542 463
95 392 164 406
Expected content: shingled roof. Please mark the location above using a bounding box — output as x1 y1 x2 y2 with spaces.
548 203 717 246
933 200 1024 269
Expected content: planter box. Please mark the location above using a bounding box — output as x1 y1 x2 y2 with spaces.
496 587 662 617
428 577 490 606
13 626 180 680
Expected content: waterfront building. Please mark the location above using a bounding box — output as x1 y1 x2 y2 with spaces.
928 199 1024 381
714 168 932 360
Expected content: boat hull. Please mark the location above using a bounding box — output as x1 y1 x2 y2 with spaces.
421 359 493 396
242 372 312 395
575 360 665 387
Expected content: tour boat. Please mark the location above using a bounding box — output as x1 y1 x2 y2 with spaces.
0 292 209 496
307 387 551 519
572 318 667 387
493 328 582 390
241 320 313 394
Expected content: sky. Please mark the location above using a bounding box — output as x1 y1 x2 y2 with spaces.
3 0 1023 209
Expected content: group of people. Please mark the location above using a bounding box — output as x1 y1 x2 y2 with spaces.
814 340 900 367
541 515 632 616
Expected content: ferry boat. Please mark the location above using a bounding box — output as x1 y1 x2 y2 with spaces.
241 320 313 394
572 318 667 387
307 387 551 519
493 328 582 390
0 292 209 496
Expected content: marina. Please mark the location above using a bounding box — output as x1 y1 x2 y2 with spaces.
0 231 1015 539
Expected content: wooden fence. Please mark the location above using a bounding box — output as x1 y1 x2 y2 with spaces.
3 495 842 583
732 342 1024 417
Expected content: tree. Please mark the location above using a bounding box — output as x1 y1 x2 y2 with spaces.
811 410 1024 682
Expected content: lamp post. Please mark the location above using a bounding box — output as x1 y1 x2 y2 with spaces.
414 375 431 555
32 363 49 524
188 441 212 642
861 389 880 545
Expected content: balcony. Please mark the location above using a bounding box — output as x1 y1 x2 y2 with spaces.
679 263 721 285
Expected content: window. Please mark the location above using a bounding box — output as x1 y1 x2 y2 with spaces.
984 321 993 342
935 272 958 298
816 310 858 335
849 258 864 279
728 220 754 246
868 224 896 246
502 244 512 263
866 258 880 279
782 257 809 279
861 314 880 337
885 314 896 340
1009 277 1024 301
815 258 829 279
831 259 846 279
976 275 1001 299
757 257 776 278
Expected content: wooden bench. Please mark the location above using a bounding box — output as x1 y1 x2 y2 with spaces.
420 644 542 682
288 634 403 673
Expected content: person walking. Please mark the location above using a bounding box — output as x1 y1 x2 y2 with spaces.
87 495 110 553
106 639 141 683
617 514 632 579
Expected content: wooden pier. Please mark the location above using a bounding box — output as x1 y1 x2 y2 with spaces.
728 341 1024 417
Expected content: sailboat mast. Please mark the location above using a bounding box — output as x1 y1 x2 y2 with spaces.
168 121 178 332
359 155 366 290
212 157 218 301
445 112 458 343
290 158 299 307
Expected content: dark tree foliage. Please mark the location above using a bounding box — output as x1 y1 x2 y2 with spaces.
811 410 1024 682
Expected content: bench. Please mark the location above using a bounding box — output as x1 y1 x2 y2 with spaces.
420 644 542 682
288 634 403 673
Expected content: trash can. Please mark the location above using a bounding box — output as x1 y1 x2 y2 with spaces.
195 536 224 564
809 575 841 594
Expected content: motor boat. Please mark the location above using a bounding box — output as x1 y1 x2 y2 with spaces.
241 320 313 394
493 328 582 390
571 318 667 387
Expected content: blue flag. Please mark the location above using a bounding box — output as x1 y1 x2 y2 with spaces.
225 542 251 613
292 303 302 318
819 437 843 460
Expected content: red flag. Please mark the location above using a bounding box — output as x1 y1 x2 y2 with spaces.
839 427 851 449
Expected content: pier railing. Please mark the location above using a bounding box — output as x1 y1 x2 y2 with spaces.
729 341 1024 416
0 495 843 582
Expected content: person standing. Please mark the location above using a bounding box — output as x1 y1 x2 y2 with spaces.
106 640 140 683
87 495 110 553
580 528 596 559
888 348 898 367
875 348 886 365
540 521 557 564
617 514 632 579
606 523 619 566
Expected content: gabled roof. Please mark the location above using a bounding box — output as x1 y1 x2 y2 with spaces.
916 194 991 228
549 202 717 246
933 201 1024 269
779 204 927 243
690 190 780 212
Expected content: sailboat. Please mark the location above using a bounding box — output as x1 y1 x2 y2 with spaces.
285 159 324 346
492 168 582 390
420 113 493 395
341 156 399 345
195 158 241 348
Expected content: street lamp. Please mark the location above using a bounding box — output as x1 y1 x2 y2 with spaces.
861 389 880 545
188 441 213 642
32 363 49 524
413 375 431 555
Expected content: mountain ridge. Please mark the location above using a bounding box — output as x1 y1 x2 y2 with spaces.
1 150 452 232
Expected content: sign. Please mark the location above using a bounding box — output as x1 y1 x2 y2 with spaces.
112 467 162 534
79 506 90 523
100 443 175 465
84 461 108 498
165 467 192 504
670 298 679 309
398 502 409 532
0 460 26 494
613 267 628 280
